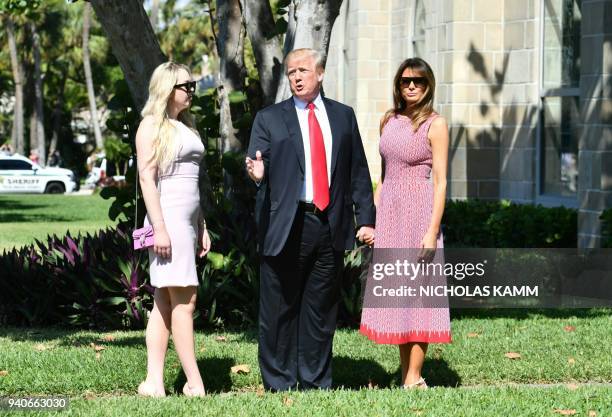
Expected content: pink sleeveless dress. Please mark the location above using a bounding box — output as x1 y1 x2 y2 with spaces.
359 113 451 344
144 121 204 288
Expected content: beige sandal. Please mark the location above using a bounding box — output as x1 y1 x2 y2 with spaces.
402 377 428 390
183 382 206 397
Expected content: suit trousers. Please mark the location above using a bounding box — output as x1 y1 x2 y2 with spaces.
258 206 344 391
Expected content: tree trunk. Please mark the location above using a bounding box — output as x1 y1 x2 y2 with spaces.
29 113 36 156
149 0 160 31
11 116 16 147
241 0 283 107
88 0 216 222
48 71 67 160
90 0 166 111
275 0 343 103
5 17 24 155
30 22 46 166
216 0 246 153
83 2 104 150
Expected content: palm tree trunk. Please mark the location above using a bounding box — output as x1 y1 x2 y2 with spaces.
48 71 67 160
83 2 104 150
30 22 46 165
5 16 24 155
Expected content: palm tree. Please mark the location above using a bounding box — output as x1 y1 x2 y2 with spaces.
82 2 104 149
29 21 46 165
3 15 25 154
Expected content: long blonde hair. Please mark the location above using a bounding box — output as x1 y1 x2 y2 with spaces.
380 58 436 134
141 62 196 172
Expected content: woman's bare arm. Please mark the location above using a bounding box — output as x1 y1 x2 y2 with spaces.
426 116 449 238
135 116 171 258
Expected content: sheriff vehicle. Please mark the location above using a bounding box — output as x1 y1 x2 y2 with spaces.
0 154 77 194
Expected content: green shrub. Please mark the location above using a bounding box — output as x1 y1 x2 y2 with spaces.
104 136 132 175
440 199 500 247
443 199 577 247
338 246 371 328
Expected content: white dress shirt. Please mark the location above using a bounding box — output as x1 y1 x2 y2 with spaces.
293 94 333 202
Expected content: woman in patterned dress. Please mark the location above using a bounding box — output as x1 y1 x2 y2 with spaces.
360 58 451 389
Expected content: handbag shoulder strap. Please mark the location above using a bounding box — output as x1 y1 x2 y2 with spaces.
134 157 139 230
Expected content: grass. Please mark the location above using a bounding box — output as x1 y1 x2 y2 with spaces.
0 194 114 250
4 387 611 417
1 195 610 414
1 309 611 416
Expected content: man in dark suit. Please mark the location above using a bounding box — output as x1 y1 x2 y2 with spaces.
245 48 375 391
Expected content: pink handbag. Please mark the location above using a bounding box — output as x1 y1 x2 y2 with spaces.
132 225 154 250
132 162 154 250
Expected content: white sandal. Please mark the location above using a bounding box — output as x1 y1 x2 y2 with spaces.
402 377 428 389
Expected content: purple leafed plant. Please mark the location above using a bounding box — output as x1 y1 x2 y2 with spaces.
0 225 153 329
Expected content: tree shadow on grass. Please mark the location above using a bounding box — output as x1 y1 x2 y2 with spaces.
0 327 145 348
0 327 260 349
173 356 235 394
332 356 461 389
0 201 44 211
425 357 462 387
333 356 394 389
0 212 75 223
0 198 88 223
56 334 146 348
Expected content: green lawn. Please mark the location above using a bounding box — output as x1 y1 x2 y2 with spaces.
1 310 611 416
1 196 610 415
3 387 610 417
0 194 114 251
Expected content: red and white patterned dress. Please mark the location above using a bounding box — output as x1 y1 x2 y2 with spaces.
359 113 452 344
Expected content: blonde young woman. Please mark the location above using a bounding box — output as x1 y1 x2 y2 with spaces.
136 62 210 397
360 58 451 389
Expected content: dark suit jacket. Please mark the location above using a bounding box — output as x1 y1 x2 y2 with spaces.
247 96 375 257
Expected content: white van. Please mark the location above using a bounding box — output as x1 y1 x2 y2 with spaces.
0 154 77 194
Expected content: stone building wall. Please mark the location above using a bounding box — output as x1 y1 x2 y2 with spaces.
577 0 612 248
324 0 611 247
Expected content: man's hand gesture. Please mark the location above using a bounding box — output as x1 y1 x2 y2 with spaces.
245 150 265 182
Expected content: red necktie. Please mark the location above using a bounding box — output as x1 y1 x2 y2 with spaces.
307 102 329 211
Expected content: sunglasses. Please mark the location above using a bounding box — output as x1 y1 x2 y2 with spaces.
174 81 196 94
399 77 427 88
